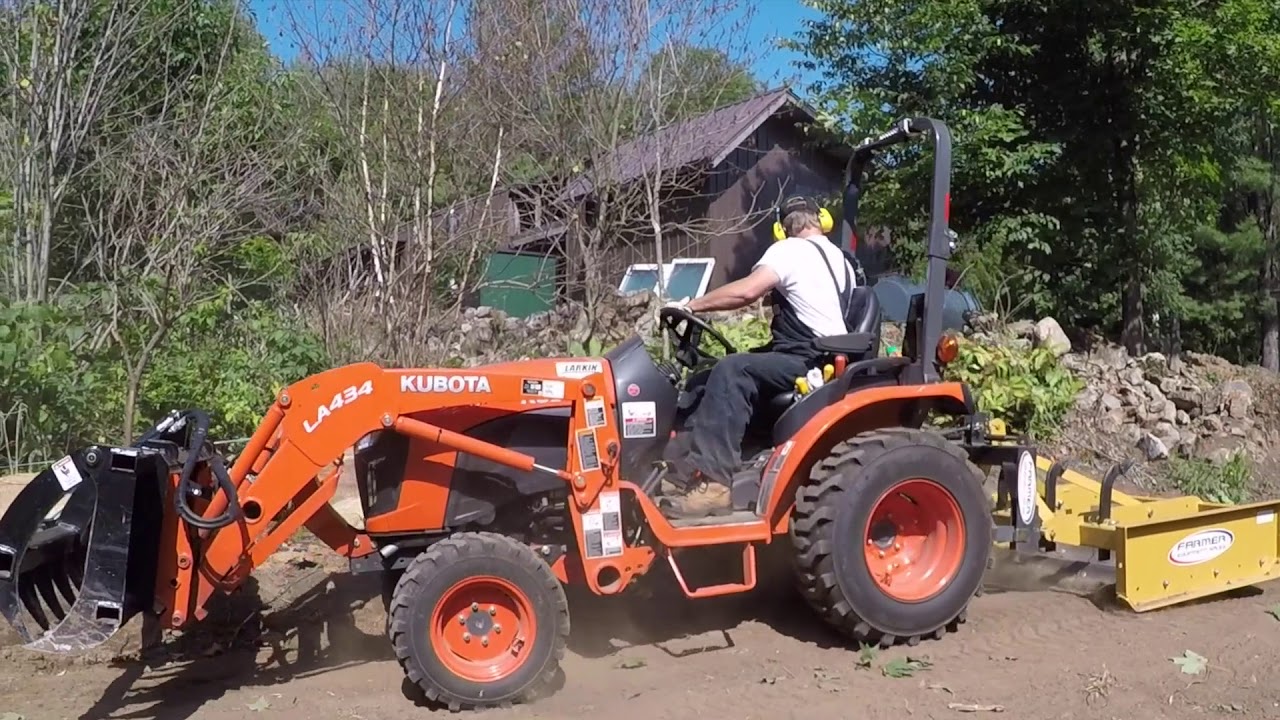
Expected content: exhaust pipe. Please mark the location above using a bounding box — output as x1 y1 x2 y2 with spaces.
0 445 167 653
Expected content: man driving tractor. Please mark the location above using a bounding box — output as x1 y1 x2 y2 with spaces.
659 195 858 518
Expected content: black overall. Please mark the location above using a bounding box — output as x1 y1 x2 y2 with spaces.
674 239 854 486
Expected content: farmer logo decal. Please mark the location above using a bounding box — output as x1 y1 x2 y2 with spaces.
1168 528 1234 566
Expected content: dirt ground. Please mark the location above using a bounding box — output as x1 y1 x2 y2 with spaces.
2 530 1280 720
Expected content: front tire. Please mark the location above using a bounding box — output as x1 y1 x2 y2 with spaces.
388 532 569 710
789 427 990 648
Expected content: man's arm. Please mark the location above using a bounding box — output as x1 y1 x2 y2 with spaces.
685 265 780 313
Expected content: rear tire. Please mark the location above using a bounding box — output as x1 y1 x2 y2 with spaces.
388 532 569 710
789 427 990 648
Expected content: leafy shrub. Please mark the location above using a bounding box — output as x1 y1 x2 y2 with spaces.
943 338 1083 439
567 337 607 357
0 298 123 469
700 314 772 358
1166 451 1251 505
142 297 329 441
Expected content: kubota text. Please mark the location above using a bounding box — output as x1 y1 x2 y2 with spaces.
401 374 492 393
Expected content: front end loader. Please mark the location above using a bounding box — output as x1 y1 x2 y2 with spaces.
3 118 1278 712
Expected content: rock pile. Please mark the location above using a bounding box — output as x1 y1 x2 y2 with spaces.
968 313 1268 464
1061 346 1264 463
444 290 762 365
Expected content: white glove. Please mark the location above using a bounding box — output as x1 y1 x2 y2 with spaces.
655 296 691 325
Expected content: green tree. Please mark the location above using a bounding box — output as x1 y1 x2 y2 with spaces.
638 44 762 123
791 0 1280 362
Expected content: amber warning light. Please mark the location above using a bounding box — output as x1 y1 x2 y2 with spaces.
936 334 959 365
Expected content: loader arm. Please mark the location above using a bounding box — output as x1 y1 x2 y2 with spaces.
172 362 591 630
0 361 603 649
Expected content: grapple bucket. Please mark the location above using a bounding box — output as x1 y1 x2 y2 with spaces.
0 446 165 653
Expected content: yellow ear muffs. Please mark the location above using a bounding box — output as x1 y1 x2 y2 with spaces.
772 203 835 241
817 207 834 233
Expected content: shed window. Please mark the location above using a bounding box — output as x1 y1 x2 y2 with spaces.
617 258 716 300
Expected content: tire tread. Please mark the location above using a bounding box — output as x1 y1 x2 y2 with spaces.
387 531 569 711
789 427 987 648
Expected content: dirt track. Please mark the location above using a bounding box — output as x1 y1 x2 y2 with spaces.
3 533 1280 720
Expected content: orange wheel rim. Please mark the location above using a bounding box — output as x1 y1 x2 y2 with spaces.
863 479 966 603
429 576 538 682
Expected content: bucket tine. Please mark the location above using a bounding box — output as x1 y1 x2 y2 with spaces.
33 571 67 623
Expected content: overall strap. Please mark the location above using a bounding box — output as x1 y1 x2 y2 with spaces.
802 238 855 331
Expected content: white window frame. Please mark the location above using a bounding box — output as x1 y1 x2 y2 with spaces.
617 257 716 300
618 263 665 295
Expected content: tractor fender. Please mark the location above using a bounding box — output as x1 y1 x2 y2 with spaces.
758 382 974 531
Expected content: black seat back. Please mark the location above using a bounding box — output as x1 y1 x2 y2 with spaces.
846 285 881 335
804 270 882 363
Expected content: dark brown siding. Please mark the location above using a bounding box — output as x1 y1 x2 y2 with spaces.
696 117 845 288
560 117 848 297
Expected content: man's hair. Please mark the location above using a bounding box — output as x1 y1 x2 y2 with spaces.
782 207 821 236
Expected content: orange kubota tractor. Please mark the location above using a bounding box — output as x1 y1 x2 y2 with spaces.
0 118 1037 710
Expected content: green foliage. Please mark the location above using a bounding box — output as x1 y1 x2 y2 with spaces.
0 291 327 470
7 0 1280 468
1166 451 1252 505
638 44 762 123
141 297 329 441
0 299 120 467
944 339 1083 440
881 656 932 679
1170 650 1209 676
567 337 607 357
793 0 1280 357
700 314 772 359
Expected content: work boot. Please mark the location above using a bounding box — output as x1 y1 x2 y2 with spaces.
660 475 732 519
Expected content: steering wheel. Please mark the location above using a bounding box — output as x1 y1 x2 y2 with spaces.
658 306 738 370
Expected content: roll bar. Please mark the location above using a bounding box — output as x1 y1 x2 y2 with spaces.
841 117 953 384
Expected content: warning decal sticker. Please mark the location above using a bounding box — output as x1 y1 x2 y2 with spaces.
584 398 607 428
51 455 84 492
621 401 657 438
576 428 601 472
582 491 624 558
521 378 565 400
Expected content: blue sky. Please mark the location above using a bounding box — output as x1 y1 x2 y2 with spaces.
244 0 823 95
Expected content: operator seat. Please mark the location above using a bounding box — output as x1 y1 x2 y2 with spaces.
762 285 883 419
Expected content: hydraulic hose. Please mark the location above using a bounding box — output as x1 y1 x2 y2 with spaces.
170 410 241 531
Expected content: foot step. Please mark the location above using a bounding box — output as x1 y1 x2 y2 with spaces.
668 510 759 528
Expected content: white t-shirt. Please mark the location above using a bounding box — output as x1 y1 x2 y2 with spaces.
754 235 855 337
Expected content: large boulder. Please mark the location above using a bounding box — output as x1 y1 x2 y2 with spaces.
1033 317 1071 356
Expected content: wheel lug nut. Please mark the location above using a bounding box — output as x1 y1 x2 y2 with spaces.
894 543 901 551
489 605 497 616
458 615 466 625
878 550 885 558
462 633 471 643
481 636 489 647
494 624 502 634
471 602 479 611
